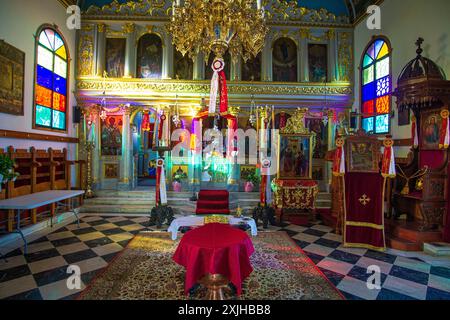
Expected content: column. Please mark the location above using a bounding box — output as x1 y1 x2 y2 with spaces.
85 106 101 190
327 30 337 82
193 52 204 80
167 41 174 79
124 23 136 78
96 23 106 77
162 35 172 79
299 28 309 82
231 56 241 81
119 106 132 190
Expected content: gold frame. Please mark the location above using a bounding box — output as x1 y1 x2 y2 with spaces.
277 133 314 180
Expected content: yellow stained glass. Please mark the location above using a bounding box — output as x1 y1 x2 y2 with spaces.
55 46 67 60
377 43 389 60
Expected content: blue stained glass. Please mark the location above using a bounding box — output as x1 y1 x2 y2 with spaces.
53 74 67 96
36 66 53 90
376 76 390 97
374 40 384 59
375 114 389 133
362 82 375 102
52 110 66 130
362 117 374 133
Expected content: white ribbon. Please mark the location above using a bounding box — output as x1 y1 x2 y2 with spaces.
413 123 419 148
389 147 396 176
340 147 345 174
208 59 225 114
158 159 168 205
445 118 450 148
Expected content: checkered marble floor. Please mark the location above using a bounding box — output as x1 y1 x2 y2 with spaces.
1 214 449 300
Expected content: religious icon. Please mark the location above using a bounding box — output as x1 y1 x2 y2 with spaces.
137 34 163 79
421 110 442 150
242 53 262 81
272 38 297 82
104 163 119 179
171 165 188 181
101 115 123 156
347 141 379 173
308 44 328 82
174 49 193 80
306 118 328 159
0 40 24 115
278 134 312 179
105 38 126 78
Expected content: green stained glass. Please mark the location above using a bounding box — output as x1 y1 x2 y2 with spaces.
363 65 374 85
376 57 389 80
36 105 51 127
52 110 66 130
375 114 389 133
363 54 373 68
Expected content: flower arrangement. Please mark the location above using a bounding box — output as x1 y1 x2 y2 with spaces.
0 154 19 191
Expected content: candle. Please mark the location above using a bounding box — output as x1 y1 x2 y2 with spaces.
257 0 261 10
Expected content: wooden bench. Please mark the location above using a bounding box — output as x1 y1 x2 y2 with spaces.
0 146 85 233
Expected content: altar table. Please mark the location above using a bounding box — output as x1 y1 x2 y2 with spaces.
172 223 254 296
168 215 257 240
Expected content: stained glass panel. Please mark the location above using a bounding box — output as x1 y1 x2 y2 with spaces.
374 40 384 59
362 117 374 133
363 54 373 68
39 31 52 50
54 56 67 78
375 114 389 133
52 110 66 130
376 95 390 113
45 29 55 50
367 43 375 59
55 46 67 60
377 43 389 60
363 65 374 85
376 57 390 80
52 93 66 112
35 28 68 131
38 45 53 71
35 85 52 108
376 76 390 97
36 105 52 127
36 66 53 90
362 82 375 102
53 75 67 96
363 100 374 114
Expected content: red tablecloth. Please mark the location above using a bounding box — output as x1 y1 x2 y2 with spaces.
172 223 254 296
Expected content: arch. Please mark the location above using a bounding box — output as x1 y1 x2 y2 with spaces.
360 35 392 134
136 33 163 79
33 24 70 132
272 37 298 82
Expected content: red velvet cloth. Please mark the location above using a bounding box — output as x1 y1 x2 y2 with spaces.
419 150 445 169
274 179 318 188
444 161 450 242
344 173 386 250
173 223 254 295
196 190 230 215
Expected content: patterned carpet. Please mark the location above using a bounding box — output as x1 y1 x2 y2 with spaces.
78 231 344 300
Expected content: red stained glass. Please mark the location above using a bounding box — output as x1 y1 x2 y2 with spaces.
376 95 390 113
53 93 66 112
35 85 52 108
363 100 374 115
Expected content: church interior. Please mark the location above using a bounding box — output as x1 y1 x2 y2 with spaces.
0 0 449 302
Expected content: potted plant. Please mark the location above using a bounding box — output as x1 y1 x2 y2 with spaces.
244 172 260 192
172 174 182 192
0 154 19 192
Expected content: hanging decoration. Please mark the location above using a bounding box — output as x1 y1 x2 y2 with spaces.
439 108 449 149
411 114 418 149
156 158 167 206
208 58 228 116
332 135 345 176
381 135 396 178
172 95 181 128
142 110 151 132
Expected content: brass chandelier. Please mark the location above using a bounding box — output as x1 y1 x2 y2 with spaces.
168 0 268 62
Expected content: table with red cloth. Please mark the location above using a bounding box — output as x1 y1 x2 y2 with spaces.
172 223 255 296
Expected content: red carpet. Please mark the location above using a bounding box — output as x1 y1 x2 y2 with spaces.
195 190 230 215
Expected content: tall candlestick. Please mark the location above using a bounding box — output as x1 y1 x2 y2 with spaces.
257 0 261 10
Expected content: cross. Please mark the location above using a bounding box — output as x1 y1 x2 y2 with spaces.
359 194 371 206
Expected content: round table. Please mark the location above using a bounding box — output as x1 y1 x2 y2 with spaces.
172 223 255 299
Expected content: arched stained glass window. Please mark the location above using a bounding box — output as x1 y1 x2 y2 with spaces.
34 26 69 131
361 37 391 134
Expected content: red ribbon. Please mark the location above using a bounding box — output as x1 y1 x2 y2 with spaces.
381 146 392 176
158 114 166 141
219 71 228 115
332 147 343 175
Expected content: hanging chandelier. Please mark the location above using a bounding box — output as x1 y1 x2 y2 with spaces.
168 0 268 62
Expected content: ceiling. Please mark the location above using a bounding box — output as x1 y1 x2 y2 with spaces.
76 0 380 23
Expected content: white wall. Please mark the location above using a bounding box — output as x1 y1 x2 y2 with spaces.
0 0 78 153
353 0 450 155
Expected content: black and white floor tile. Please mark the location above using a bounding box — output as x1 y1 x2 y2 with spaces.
1 214 449 300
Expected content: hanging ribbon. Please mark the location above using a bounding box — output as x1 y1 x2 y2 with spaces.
332 136 345 176
208 58 228 115
381 135 396 178
439 109 450 149
156 158 167 206
261 159 272 206
411 115 419 149
158 112 168 146
279 112 287 130
142 110 151 132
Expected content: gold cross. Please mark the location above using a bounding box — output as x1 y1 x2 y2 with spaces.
359 194 371 206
